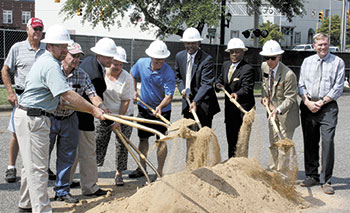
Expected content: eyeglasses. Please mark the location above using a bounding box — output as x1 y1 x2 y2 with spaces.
263 56 277 61
229 49 243 54
33 27 43 32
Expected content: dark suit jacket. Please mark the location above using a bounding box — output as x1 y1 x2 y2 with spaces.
215 59 255 123
175 49 220 117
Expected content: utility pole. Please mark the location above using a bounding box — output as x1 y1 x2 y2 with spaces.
340 0 347 52
220 0 226 45
329 0 332 44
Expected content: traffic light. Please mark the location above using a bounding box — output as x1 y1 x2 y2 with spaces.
347 9 349 22
261 30 269 38
77 8 82 16
242 30 250 38
318 10 324 22
253 29 261 37
54 0 60 2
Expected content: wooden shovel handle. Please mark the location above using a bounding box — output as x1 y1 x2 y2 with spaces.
264 104 283 140
110 114 169 128
137 97 172 125
185 96 202 129
221 88 247 114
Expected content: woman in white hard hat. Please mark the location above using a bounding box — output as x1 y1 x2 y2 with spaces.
215 38 255 159
129 40 175 178
260 40 299 176
95 46 134 186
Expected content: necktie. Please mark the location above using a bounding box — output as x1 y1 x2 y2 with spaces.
227 64 235 83
268 69 274 105
311 59 323 101
185 55 193 92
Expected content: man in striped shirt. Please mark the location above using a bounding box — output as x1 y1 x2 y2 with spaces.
1 17 46 183
298 33 345 195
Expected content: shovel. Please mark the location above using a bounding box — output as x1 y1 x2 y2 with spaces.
184 88 202 129
137 97 171 125
220 87 255 157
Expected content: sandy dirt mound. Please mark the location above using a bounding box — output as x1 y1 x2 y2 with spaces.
82 158 308 213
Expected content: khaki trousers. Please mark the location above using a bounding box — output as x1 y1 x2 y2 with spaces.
14 108 52 213
70 130 99 195
268 120 295 174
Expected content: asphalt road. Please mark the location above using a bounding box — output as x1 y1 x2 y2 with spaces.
0 97 349 212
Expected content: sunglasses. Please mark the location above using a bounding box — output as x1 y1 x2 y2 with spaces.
263 56 277 61
33 27 43 32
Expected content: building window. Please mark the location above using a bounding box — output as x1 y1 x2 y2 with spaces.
295 32 301 44
22 11 31 24
3 10 13 24
230 30 239 38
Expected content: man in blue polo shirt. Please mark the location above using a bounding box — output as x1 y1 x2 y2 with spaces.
129 40 175 178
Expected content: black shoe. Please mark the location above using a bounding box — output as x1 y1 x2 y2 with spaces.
86 188 108 197
54 194 79 203
301 176 319 187
5 168 16 183
128 169 145 178
18 207 32 212
48 169 56 181
70 180 80 188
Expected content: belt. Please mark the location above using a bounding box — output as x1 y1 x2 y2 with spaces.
53 112 74 120
15 88 24 95
18 105 52 117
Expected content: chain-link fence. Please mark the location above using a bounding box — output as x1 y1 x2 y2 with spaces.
1 28 349 85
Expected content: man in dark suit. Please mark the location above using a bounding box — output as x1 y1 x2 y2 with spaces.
175 27 220 128
215 38 255 158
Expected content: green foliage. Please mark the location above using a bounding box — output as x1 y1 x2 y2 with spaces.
317 15 350 46
60 0 305 38
258 21 283 46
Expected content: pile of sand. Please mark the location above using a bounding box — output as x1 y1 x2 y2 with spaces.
84 157 308 213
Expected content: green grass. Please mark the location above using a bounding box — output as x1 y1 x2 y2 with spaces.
0 87 10 105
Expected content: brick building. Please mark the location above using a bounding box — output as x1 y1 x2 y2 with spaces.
1 0 34 30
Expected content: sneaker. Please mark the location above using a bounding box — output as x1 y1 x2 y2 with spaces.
48 169 56 181
115 176 124 186
128 169 145 178
321 183 335 195
18 207 32 212
300 176 319 187
5 168 16 183
54 194 79 203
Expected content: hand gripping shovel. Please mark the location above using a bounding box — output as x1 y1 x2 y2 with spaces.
137 97 171 125
184 88 202 129
220 87 255 157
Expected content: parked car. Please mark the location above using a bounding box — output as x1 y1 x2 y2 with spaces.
329 45 339 52
293 44 314 51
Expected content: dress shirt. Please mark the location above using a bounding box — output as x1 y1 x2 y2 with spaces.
298 53 345 101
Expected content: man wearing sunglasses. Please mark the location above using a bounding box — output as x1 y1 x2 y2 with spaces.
1 17 46 183
260 40 299 177
298 33 345 195
215 38 255 158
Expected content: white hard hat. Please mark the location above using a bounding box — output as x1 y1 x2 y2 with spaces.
225 38 248 52
41 24 72 44
260 40 284 56
180 27 203 42
113 46 128 63
90 37 117 57
145 40 171 59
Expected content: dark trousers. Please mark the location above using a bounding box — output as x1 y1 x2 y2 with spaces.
225 111 244 158
300 101 338 184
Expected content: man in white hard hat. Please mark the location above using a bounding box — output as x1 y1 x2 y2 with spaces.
1 17 46 183
175 27 220 129
298 33 344 195
95 46 134 186
260 40 299 176
14 25 104 213
215 38 255 158
129 40 175 178
71 37 115 197
48 42 106 203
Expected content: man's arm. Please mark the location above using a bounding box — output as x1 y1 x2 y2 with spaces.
61 90 104 120
1 65 16 106
155 95 173 115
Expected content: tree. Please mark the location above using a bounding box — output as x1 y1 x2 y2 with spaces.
317 14 350 47
258 21 283 46
60 0 305 38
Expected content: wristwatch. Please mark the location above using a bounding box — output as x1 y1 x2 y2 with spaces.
323 99 327 105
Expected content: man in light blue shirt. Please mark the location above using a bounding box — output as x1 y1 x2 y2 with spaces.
298 33 344 195
130 40 175 178
14 25 105 213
